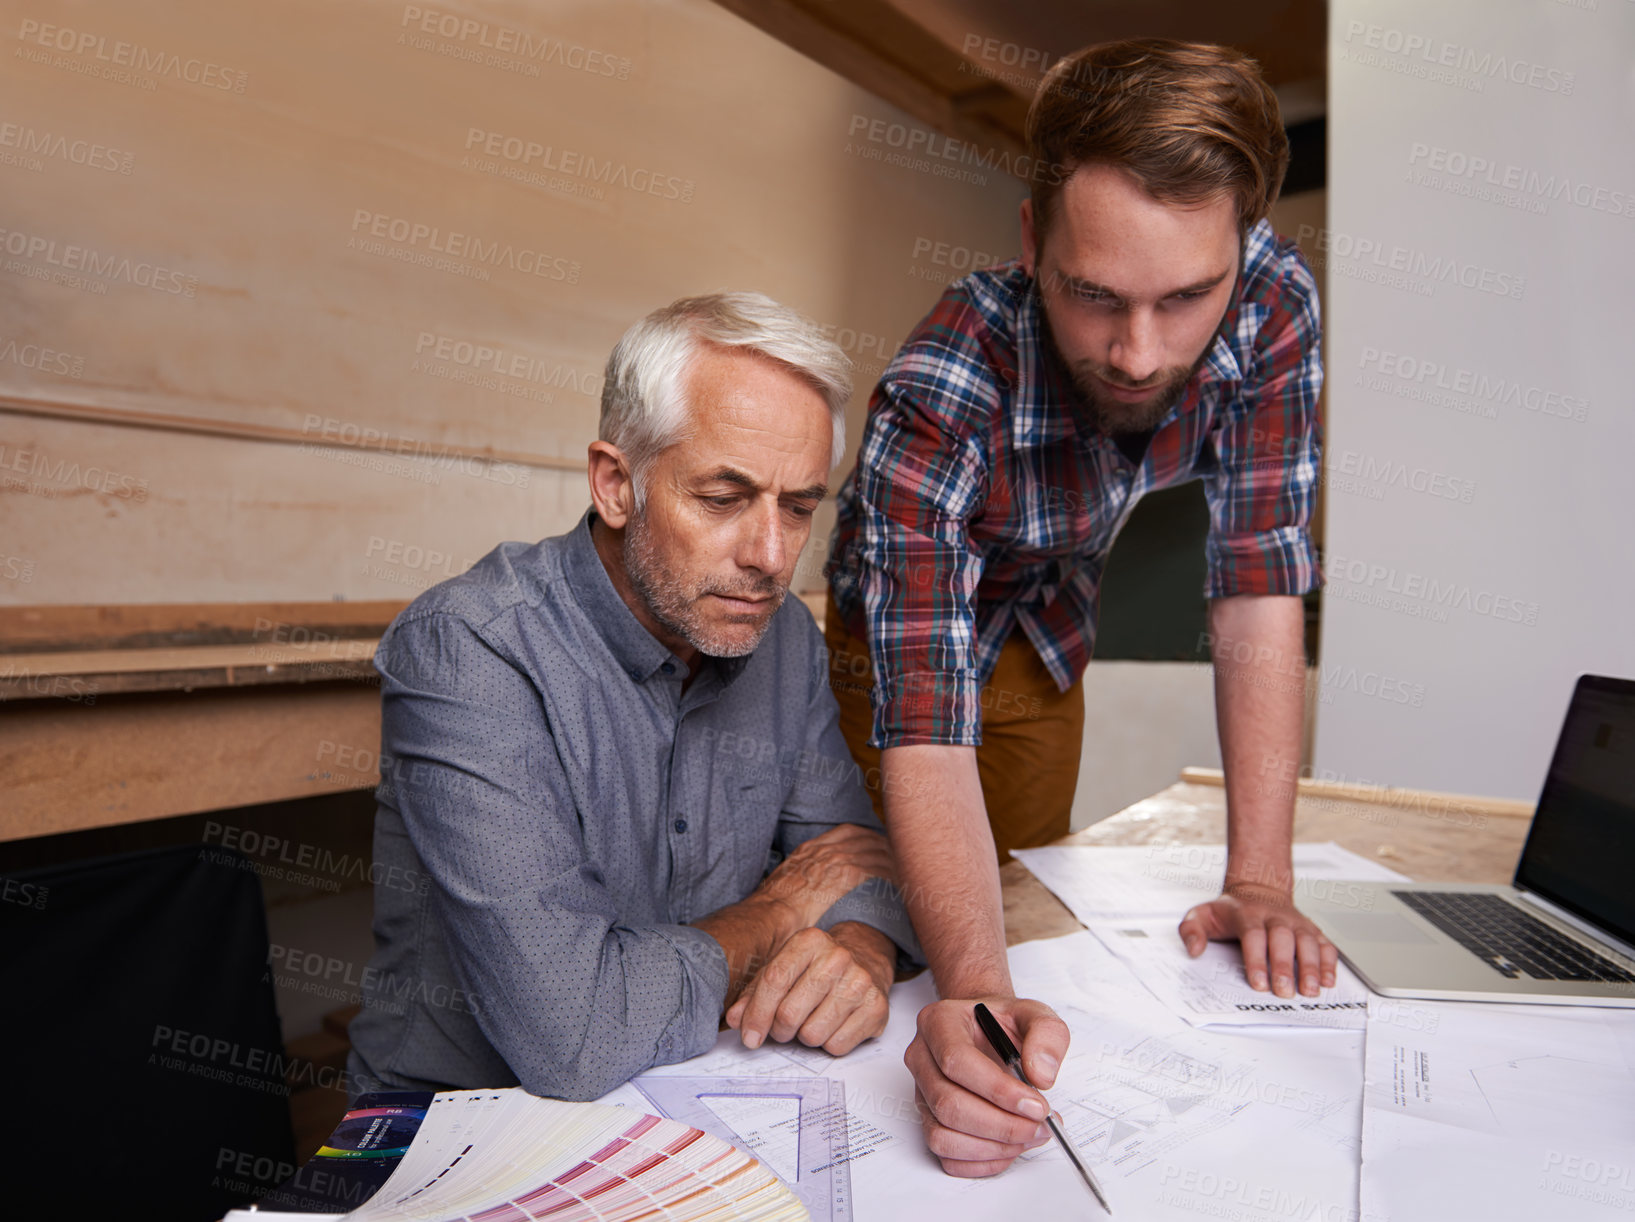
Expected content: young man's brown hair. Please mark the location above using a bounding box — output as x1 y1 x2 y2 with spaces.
1026 39 1290 243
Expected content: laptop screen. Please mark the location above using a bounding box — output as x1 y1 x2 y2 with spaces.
1515 675 1635 951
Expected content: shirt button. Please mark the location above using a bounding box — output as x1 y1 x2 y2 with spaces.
661 661 676 675
674 819 688 834
628 668 642 681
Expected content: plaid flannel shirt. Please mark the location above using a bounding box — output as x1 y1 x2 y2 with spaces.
829 218 1324 749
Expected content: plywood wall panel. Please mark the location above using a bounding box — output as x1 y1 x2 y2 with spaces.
0 0 1025 604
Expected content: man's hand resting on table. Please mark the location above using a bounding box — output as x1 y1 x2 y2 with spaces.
903 996 1069 1177
1178 881 1339 998
694 824 901 1054
725 921 896 1054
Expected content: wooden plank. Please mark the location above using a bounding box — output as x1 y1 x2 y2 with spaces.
709 0 1030 163
0 660 378 701
0 639 382 701
2 639 381 675
0 395 588 482
1178 765 1535 821
0 600 405 653
1061 779 1527 885
0 683 384 842
1002 857 1083 946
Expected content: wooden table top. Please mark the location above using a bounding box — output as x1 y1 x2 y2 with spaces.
1001 772 1533 947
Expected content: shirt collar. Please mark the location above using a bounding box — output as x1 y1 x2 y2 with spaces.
559 510 749 687
1198 254 1246 385
1011 277 1077 447
1197 228 1253 385
1198 331 1242 384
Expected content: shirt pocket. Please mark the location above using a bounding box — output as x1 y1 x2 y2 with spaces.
708 772 785 901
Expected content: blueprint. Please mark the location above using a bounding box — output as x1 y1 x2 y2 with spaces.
1014 840 1409 923
605 931 1368 1220
1089 917 1373 1029
1008 933 1367 1206
1361 995 1635 1220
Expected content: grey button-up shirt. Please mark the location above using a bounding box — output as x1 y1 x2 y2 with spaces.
347 512 918 1102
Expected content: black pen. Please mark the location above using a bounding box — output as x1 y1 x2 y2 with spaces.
973 1002 1112 1214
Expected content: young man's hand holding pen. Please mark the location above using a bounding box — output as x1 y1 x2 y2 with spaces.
974 1002 1112 1212
901 995 1072 1177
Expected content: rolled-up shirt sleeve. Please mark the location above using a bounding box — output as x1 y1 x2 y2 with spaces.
850 366 993 750
377 612 728 1100
1203 247 1325 600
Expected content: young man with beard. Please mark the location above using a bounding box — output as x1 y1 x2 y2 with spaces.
824 40 1334 1175
348 293 920 1104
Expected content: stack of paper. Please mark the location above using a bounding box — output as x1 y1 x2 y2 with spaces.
224 1089 807 1221
1012 841 1410 924
598 930 1369 1220
1014 842 1406 1029
1090 916 1374 1029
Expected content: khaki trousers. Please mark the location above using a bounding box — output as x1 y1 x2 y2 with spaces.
823 592 1086 862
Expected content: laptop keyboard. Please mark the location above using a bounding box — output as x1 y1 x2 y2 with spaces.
1393 890 1635 983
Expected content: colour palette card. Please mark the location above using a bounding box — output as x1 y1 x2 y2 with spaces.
251 1092 433 1215
221 1088 807 1221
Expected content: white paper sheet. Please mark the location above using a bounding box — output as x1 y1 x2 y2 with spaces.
1014 840 1412 926
1088 917 1374 1029
609 931 1369 1220
1006 932 1367 1215
1361 995 1635 1221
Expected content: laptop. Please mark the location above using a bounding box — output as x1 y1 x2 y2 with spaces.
1301 674 1635 1006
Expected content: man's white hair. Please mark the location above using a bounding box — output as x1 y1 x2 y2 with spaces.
599 292 852 505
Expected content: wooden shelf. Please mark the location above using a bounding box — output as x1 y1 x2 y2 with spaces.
0 638 382 701
0 601 404 840
0 599 406 653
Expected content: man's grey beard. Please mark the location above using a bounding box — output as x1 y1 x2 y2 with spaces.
623 510 787 658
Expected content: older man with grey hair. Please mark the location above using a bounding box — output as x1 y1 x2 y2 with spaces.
347 293 920 1103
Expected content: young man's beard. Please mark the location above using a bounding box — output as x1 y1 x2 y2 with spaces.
623 506 786 659
1038 302 1216 437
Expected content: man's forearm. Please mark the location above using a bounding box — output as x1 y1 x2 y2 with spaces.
1210 593 1306 893
692 894 799 1007
881 744 1010 999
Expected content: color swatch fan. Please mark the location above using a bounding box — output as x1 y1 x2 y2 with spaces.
222 1089 808 1221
